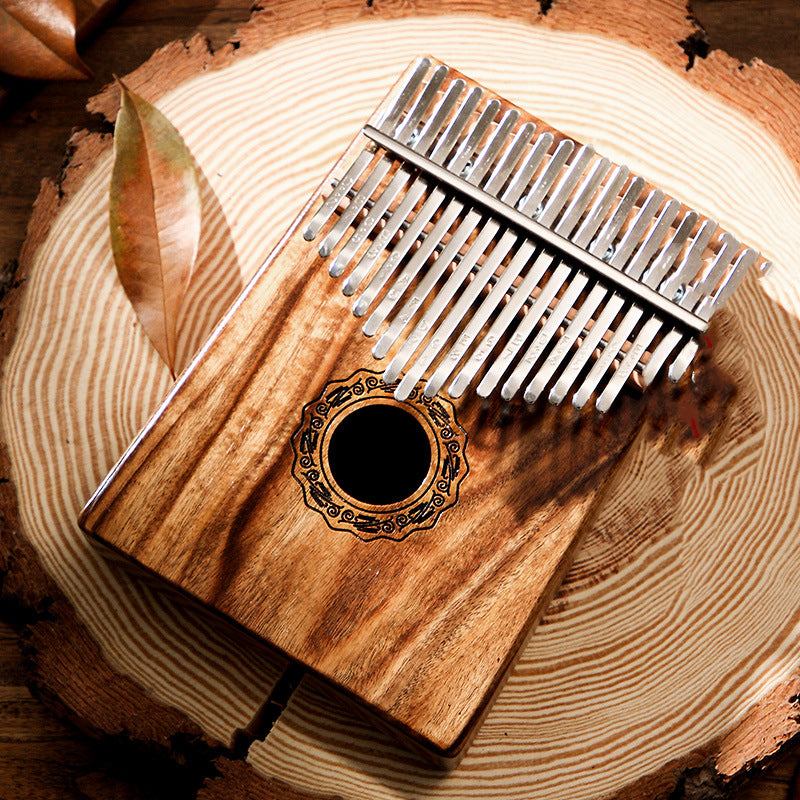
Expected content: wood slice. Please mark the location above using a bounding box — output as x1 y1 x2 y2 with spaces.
80 58 744 762
2 1 800 798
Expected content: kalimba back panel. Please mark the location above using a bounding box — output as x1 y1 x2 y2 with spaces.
80 58 764 763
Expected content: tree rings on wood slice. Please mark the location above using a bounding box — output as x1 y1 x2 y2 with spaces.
2 1 800 797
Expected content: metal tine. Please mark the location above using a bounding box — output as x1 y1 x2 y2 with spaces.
695 247 757 320
423 133 555 398
505 271 589 401
365 108 520 344
573 284 657 407
319 65 450 258
353 98 500 317
571 192 673 403
303 151 377 243
376 57 434 134
589 176 646 258
658 219 718 300
344 87 484 297
441 140 574 396
521 139 575 218
596 316 662 412
391 123 538 398
679 232 738 311
535 174 645 404
477 260 571 397
555 157 611 238
548 293 626 405
641 329 682 385
524 282 608 403
640 211 699 288
330 78 467 277
668 340 699 382
643 213 721 381
661 249 759 387
449 249 555 398
376 110 524 363
384 122 536 390
623 199 681 280
621 210 700 390
572 302 642 408
523 167 636 404
537 146 596 228
503 156 614 402
659 246 754 388
571 199 683 399
606 189 665 268
573 166 630 249
304 58 431 241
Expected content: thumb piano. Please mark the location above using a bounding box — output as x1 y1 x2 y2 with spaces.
79 58 766 763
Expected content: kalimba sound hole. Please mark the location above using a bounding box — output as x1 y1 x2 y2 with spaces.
327 404 432 506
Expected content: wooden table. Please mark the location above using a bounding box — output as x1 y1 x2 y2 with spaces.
1 1 798 798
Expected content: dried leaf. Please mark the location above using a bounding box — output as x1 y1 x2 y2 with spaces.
0 0 91 80
109 79 202 378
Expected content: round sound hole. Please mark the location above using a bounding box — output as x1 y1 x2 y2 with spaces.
327 404 432 506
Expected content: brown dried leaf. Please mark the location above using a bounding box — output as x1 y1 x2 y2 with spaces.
0 0 91 80
109 79 202 378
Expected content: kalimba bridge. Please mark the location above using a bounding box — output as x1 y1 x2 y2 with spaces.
304 57 764 411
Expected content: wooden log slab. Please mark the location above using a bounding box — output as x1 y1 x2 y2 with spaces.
2 1 800 797
79 57 752 763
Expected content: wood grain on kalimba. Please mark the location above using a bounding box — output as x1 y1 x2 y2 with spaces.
79 58 764 763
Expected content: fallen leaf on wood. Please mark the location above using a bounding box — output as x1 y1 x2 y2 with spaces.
109 79 202 379
0 0 91 80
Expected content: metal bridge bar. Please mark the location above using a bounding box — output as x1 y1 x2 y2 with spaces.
362 124 707 335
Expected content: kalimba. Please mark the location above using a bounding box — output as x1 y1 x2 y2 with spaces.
80 58 766 764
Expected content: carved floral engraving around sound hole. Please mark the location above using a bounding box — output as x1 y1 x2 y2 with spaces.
291 369 468 541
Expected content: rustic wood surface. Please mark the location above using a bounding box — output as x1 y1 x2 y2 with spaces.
0 1 799 799
80 63 743 760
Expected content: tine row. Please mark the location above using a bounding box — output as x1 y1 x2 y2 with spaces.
303 58 763 411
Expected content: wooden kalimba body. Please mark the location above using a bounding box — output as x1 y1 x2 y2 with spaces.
79 58 766 763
